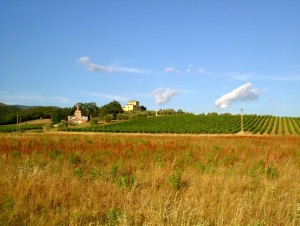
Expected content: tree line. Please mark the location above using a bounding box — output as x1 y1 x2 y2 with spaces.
0 101 132 125
0 103 60 125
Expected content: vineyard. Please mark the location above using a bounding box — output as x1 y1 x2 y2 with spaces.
64 114 300 135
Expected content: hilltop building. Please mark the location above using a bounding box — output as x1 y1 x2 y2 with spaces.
68 103 88 124
123 100 140 112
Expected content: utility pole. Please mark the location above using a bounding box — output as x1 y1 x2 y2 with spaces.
241 108 244 133
16 115 18 132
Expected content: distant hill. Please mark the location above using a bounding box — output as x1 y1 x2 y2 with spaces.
0 102 53 110
0 102 61 125
11 104 35 110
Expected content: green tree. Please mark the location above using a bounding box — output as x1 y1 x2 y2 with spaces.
177 109 184 114
51 109 64 124
81 102 98 117
105 114 113 122
98 101 124 120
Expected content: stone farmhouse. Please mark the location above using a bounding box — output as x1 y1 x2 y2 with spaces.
122 100 140 112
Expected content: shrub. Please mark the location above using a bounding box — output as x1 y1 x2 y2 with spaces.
117 113 124 121
73 167 84 179
89 117 98 125
105 114 113 123
57 120 69 130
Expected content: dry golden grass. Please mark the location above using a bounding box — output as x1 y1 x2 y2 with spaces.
19 118 51 125
0 133 299 225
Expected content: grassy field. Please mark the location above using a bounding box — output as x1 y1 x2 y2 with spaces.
0 133 300 225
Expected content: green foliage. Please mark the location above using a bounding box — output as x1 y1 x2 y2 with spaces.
51 109 64 124
106 209 122 226
73 167 84 179
91 114 241 134
0 103 60 125
140 105 147 111
105 114 113 123
197 162 218 174
0 104 22 124
57 120 69 130
168 170 183 190
267 117 275 134
281 117 285 135
4 196 14 211
248 159 265 177
286 118 293 135
275 117 280 134
81 102 98 117
0 124 44 133
98 100 123 119
64 114 300 135
117 113 124 121
69 154 81 165
290 118 300 135
49 150 61 160
89 167 102 180
265 164 279 179
89 117 99 125
110 164 119 178
115 175 136 188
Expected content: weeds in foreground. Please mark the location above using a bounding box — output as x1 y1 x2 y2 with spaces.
0 134 299 225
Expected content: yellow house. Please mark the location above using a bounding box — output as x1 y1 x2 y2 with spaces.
123 100 140 112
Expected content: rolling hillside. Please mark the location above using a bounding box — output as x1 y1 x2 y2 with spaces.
65 114 300 135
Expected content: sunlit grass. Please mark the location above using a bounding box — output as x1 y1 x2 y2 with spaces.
0 134 299 225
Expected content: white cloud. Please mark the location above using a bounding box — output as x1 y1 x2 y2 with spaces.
153 88 178 105
78 56 112 72
197 68 205 74
78 56 152 74
78 56 90 65
215 83 260 109
164 67 180 74
186 64 193 73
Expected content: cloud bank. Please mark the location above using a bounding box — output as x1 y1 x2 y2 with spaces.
215 83 259 109
78 56 152 74
153 88 178 105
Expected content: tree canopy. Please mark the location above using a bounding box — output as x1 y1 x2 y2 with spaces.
98 100 124 119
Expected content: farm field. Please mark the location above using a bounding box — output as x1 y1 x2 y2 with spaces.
65 114 300 135
0 133 299 225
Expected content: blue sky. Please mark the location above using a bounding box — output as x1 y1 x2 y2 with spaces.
0 1 299 116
